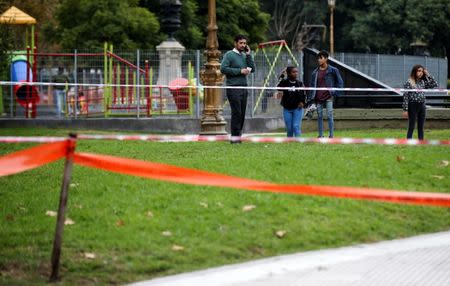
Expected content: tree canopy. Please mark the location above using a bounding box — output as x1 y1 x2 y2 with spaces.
348 0 449 56
42 0 270 50
214 0 270 49
140 0 270 50
261 0 327 50
1 0 448 58
259 0 448 58
46 0 160 49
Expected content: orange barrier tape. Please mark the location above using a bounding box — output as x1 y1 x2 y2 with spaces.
0 141 68 177
73 152 270 188
73 152 450 208
254 185 450 208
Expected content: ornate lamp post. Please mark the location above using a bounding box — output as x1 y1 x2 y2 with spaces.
328 0 336 55
199 0 227 135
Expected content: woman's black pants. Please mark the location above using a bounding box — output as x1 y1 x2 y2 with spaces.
407 102 426 140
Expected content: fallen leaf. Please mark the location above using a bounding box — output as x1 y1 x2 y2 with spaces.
171 244 184 251
216 202 223 207
73 204 83 209
116 220 125 227
396 155 405 162
431 175 444 180
242 205 256 212
83 252 96 259
5 214 14 221
64 218 75 225
146 211 154 218
438 160 449 167
46 210 57 217
162 231 172 237
199 202 208 208
275 230 287 238
70 183 79 188
18 206 27 211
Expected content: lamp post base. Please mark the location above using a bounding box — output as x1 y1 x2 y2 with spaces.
200 110 227 135
199 123 227 135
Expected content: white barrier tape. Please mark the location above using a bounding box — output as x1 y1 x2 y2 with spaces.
77 134 450 146
0 81 448 93
0 135 448 146
0 136 68 143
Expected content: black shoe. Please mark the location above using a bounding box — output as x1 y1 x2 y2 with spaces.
230 140 242 144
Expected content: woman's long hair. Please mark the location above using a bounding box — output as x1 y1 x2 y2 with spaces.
409 64 424 85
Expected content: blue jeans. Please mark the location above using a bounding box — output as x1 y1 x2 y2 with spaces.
283 107 304 137
54 89 66 116
317 100 334 138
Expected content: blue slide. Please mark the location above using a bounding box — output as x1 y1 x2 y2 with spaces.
10 55 39 107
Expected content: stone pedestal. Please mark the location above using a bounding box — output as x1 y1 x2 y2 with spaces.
156 39 185 88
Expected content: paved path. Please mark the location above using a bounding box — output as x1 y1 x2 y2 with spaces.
130 231 450 286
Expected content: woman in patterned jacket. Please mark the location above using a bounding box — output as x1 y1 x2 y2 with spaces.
402 65 438 140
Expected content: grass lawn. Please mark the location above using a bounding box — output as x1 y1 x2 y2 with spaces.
1 128 449 285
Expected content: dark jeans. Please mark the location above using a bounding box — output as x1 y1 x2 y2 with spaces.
407 102 426 140
227 88 248 136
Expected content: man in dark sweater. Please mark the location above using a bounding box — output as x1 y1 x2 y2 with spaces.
220 35 256 143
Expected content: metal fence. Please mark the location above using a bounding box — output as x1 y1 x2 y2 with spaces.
333 52 448 88
0 49 447 119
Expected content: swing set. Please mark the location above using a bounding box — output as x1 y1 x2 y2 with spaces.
252 40 299 115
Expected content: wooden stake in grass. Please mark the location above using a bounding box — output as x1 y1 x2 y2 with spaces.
49 134 77 282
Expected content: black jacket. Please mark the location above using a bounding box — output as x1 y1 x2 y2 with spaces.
277 79 306 109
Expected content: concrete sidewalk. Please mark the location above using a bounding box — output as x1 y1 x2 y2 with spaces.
130 231 450 286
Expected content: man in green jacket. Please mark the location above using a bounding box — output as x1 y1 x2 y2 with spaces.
220 35 256 144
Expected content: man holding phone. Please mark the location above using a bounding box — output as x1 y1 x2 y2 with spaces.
220 34 256 144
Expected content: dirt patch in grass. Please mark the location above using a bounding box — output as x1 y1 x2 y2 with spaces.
0 261 27 281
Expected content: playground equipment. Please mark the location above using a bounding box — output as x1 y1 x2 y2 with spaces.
1 43 198 118
168 66 196 113
103 43 149 116
0 6 198 119
0 6 39 118
103 43 196 116
252 40 299 115
11 54 39 115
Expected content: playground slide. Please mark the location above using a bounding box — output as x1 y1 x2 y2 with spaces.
10 55 39 107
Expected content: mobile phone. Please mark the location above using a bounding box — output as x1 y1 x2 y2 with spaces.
245 45 250 53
